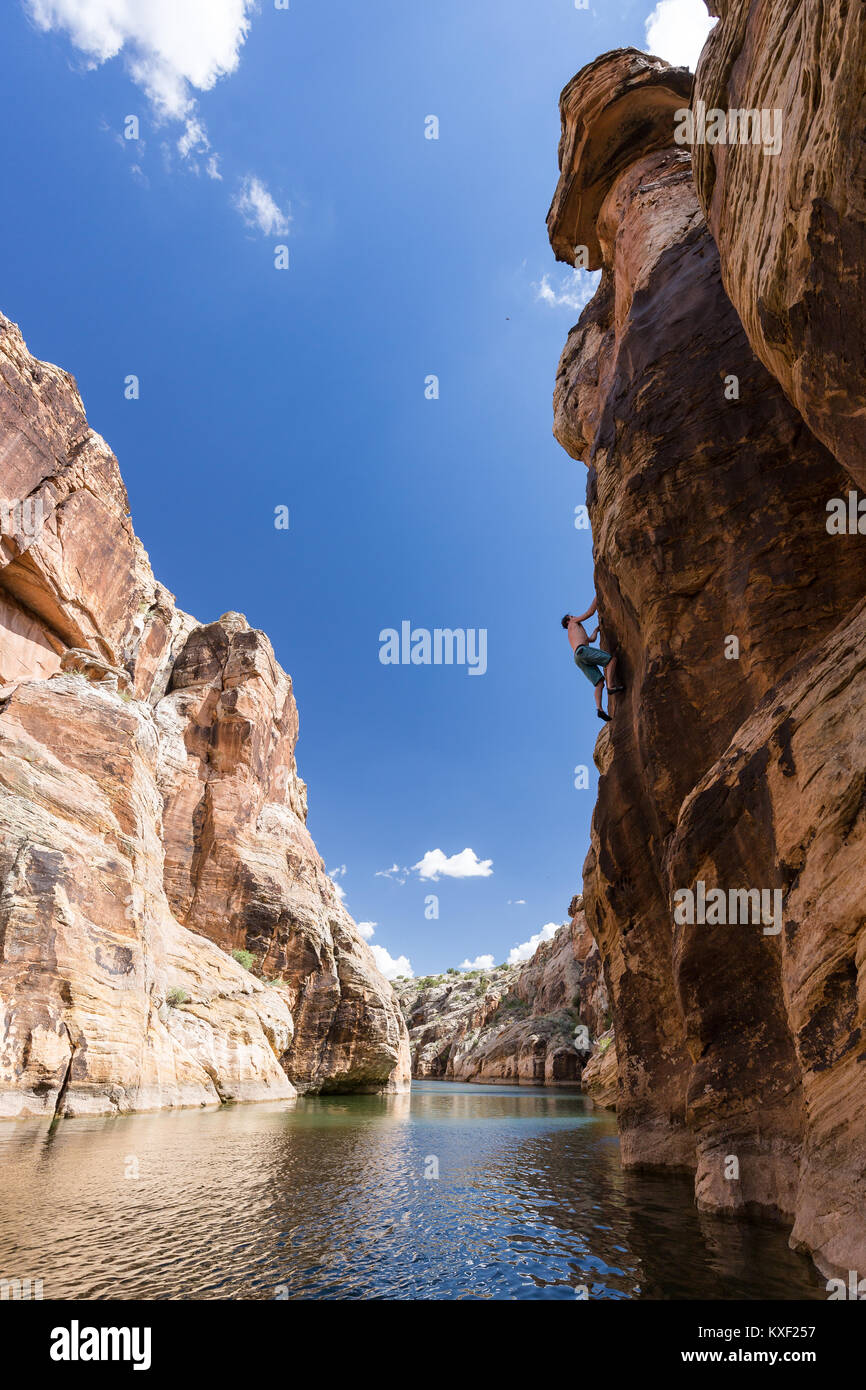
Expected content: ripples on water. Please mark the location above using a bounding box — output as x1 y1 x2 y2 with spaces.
0 1082 823 1300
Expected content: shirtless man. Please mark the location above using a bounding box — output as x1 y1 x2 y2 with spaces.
561 598 623 723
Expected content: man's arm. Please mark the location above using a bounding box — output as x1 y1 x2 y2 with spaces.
573 598 598 623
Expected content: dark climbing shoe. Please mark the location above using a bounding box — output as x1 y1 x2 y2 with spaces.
597 709 611 723
607 684 625 694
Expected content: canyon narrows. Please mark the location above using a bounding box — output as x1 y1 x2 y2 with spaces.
0 0 863 1311
396 897 612 1092
0 312 410 1116
547 41 866 1280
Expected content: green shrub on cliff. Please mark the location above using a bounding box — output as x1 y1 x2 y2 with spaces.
232 948 255 971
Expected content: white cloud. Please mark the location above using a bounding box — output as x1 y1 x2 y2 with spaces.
24 0 256 121
412 848 493 881
507 898 526 906
460 954 495 971
508 922 559 966
375 863 409 885
234 175 291 236
23 0 290 241
370 944 414 981
356 921 376 940
645 0 717 71
177 113 209 161
534 269 601 313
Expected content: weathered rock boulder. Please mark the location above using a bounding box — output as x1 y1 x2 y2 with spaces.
0 312 409 1115
692 1 866 485
547 49 866 1275
581 1031 617 1110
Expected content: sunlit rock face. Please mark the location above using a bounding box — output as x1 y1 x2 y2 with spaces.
547 49 866 1276
693 1 866 485
0 672 297 1117
0 313 409 1115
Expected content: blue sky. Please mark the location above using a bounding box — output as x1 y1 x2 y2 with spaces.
0 1 713 977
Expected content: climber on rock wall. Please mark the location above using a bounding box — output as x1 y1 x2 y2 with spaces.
561 599 623 723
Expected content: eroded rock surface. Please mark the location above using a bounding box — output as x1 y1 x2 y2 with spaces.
0 313 409 1115
581 1031 617 1110
547 49 866 1276
693 2 866 484
396 901 609 1088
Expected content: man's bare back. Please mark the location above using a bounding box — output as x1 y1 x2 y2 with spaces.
565 615 592 651
565 598 598 651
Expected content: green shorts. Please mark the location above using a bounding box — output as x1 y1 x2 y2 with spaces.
574 644 611 687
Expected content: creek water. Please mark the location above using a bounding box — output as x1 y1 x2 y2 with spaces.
0 1081 824 1300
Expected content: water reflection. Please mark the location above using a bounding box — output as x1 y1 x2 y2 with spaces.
0 1082 823 1300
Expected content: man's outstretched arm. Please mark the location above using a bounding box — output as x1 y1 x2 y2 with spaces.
573 598 598 623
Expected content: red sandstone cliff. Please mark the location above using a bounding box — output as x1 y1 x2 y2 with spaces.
547 48 866 1278
693 0 866 485
0 313 409 1116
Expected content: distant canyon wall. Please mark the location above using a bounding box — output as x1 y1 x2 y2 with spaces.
396 899 609 1089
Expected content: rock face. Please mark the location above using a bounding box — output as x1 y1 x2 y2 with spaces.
547 49 866 1277
693 1 866 486
0 313 409 1116
155 615 410 1094
396 901 610 1088
581 1031 617 1110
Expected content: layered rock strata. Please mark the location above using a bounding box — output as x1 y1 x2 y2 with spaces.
0 313 409 1116
547 49 866 1276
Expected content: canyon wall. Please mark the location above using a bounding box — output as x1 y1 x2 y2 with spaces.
547 49 866 1277
693 0 866 486
0 313 409 1117
396 899 609 1088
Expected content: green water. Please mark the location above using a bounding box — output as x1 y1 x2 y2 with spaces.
0 1082 824 1300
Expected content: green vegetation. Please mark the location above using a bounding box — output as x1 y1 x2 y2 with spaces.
232 948 255 971
166 987 188 1008
496 995 530 1018
539 1008 580 1034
